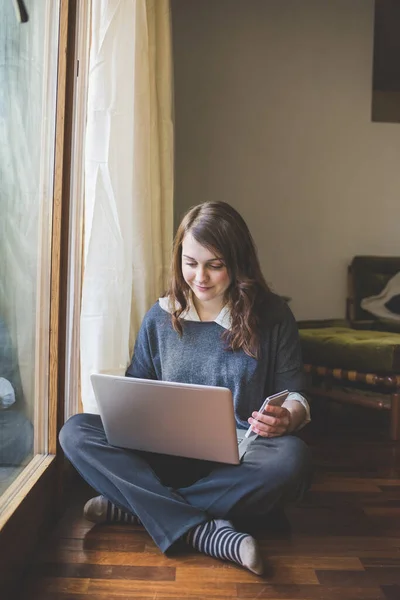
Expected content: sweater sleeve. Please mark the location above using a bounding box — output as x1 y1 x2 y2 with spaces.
125 315 157 380
273 303 306 394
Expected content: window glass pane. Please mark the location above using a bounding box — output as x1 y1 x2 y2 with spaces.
0 0 59 496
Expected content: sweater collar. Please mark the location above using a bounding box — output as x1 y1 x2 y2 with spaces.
158 296 232 330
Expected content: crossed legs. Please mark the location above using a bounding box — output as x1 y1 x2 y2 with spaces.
60 413 312 553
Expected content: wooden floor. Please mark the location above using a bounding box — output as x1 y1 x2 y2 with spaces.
18 404 400 600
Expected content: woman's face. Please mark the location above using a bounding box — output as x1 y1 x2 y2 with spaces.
181 233 231 313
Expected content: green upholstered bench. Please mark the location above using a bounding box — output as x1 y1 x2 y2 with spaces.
298 256 400 440
300 327 400 374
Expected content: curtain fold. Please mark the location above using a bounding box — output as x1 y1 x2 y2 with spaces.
81 0 173 414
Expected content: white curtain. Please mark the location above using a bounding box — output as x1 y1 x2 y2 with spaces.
81 0 174 414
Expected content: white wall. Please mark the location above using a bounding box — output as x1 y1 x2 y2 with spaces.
171 0 400 320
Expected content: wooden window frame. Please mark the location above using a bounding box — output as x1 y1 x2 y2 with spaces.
65 0 91 419
0 1 77 596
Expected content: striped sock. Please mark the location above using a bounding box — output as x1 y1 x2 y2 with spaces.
83 495 142 526
186 519 264 575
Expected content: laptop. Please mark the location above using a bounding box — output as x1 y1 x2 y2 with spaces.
90 373 241 464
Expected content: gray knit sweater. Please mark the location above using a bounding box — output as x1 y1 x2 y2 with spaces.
126 294 305 429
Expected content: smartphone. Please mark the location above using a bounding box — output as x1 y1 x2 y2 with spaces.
244 389 289 439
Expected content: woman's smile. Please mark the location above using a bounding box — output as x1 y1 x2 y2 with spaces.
195 284 212 292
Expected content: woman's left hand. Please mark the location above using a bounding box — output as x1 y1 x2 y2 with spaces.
248 404 292 438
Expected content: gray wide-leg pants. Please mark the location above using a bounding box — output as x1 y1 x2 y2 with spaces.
59 413 312 553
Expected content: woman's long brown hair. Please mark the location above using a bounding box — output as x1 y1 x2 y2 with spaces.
166 201 272 358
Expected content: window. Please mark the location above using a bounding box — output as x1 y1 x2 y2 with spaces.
0 0 76 594
0 0 59 499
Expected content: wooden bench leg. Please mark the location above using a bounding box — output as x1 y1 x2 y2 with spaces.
390 393 400 441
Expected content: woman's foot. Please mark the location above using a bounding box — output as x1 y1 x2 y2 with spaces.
186 518 264 575
83 495 142 525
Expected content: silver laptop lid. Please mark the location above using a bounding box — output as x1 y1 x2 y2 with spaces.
90 374 240 465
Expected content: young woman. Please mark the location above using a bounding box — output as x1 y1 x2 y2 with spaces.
60 201 311 576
